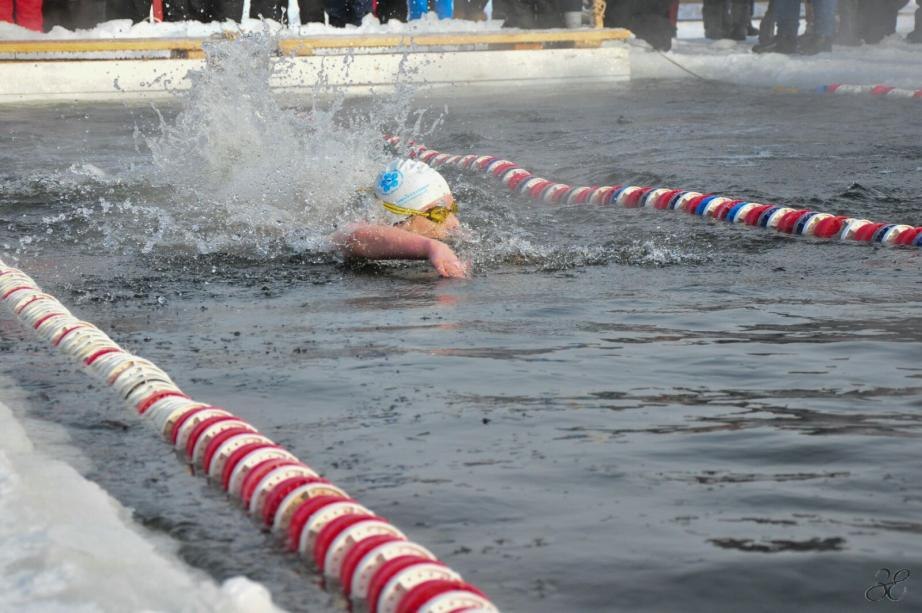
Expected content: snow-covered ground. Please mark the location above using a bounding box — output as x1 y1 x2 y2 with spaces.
635 10 922 89
0 382 284 613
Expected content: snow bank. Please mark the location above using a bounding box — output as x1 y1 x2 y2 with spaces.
0 396 285 613
632 12 922 89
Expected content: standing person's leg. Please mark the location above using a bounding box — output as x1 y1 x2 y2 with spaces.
758 0 776 43
909 0 922 41
346 0 370 24
753 0 799 52
14 0 44 29
837 0 860 44
773 0 799 36
327 0 368 25
860 0 905 43
73 0 105 27
533 0 563 27
213 0 242 21
162 0 191 19
702 0 726 38
130 0 150 20
811 0 836 36
728 0 751 39
493 0 537 27
104 0 146 20
453 0 486 20
324 0 347 25
298 0 325 22
747 0 758 34
181 0 209 20
799 0 836 52
602 0 629 27
557 0 580 27
249 0 284 20
103 0 124 18
626 0 674 49
803 0 813 35
70 0 104 27
41 0 69 30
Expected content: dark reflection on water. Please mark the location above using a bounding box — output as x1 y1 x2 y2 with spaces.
2 81 922 613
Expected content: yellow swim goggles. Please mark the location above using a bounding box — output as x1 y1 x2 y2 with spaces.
382 200 459 224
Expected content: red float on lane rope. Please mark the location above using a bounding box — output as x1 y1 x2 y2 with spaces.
287 495 354 551
395 580 489 613
313 513 379 572
261 475 329 526
137 390 189 415
184 414 238 459
84 347 122 366
368 556 443 613
220 442 278 490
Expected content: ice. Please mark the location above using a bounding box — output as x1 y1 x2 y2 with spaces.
0 395 285 613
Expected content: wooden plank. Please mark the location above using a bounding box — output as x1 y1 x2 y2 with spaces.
0 38 205 54
0 29 630 57
280 29 631 53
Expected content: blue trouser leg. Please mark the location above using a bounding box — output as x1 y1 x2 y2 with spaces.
812 0 838 37
772 0 799 37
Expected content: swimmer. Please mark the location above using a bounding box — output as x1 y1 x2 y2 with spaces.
332 159 469 279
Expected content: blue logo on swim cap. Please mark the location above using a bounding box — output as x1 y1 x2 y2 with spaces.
377 169 402 195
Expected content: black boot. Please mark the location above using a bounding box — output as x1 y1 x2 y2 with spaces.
753 33 796 54
798 35 832 55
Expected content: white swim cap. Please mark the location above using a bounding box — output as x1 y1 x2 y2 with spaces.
374 159 452 219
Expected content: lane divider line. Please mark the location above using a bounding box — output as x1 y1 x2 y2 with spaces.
0 258 499 613
386 136 922 248
818 83 922 99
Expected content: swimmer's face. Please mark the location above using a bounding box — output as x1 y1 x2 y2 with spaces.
397 204 460 240
393 193 460 240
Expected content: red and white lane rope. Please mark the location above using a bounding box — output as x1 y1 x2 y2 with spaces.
820 83 922 99
0 259 499 613
774 83 922 99
387 137 922 248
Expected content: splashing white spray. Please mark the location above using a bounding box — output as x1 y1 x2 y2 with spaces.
140 33 429 257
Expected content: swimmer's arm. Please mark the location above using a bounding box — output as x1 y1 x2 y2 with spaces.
332 224 468 278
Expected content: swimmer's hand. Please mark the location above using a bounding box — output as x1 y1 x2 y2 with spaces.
427 240 469 279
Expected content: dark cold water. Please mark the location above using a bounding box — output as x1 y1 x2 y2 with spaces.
1 41 922 613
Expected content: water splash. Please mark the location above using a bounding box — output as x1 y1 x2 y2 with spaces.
1 33 434 260
141 33 408 256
